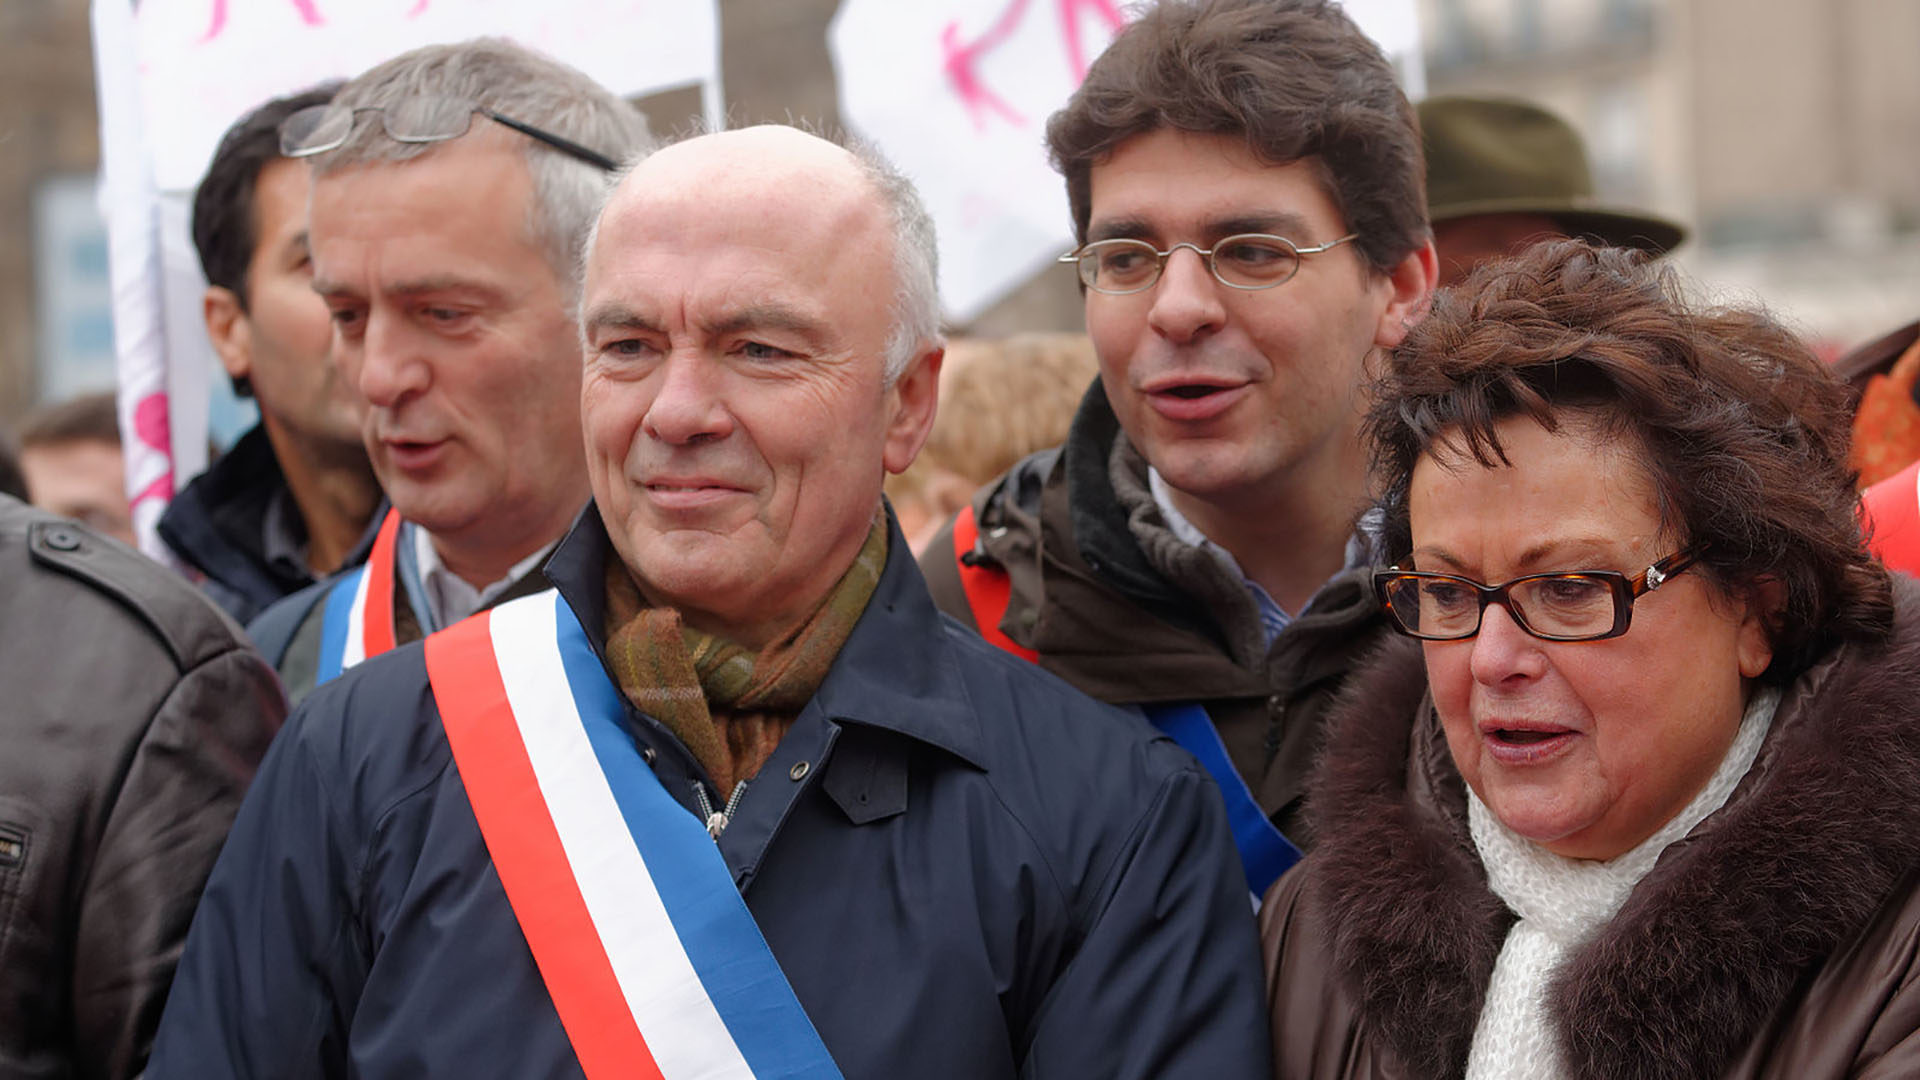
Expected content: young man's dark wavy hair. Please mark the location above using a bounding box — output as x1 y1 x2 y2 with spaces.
1044 0 1428 274
1366 239 1893 682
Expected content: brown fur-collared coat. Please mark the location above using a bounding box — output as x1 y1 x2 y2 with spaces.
1260 581 1920 1080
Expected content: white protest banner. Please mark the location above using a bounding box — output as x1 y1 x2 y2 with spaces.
831 0 1125 325
92 0 721 557
831 0 1423 326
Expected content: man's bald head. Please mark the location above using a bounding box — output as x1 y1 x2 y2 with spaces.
585 126 939 381
575 124 947 649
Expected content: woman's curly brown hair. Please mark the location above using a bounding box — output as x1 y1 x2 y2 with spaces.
1366 239 1892 681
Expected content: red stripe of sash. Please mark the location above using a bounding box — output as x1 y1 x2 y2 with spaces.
363 509 402 657
426 611 664 1080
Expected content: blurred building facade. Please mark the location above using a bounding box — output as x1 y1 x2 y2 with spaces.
1 0 104 424
4 0 1917 427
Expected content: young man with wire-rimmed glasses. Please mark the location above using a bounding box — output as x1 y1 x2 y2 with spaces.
921 0 1438 901
241 39 650 706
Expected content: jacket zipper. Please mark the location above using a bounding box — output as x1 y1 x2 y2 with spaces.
691 778 750 841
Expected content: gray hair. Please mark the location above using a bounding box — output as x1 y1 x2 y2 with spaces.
848 140 943 384
314 38 652 306
580 129 941 385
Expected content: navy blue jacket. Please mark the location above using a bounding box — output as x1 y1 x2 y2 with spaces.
148 506 1270 1079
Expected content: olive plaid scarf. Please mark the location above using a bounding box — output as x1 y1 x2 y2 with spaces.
603 515 888 798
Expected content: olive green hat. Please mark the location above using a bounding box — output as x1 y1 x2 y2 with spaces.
1420 94 1686 255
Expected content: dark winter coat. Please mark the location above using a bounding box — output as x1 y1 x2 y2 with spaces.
0 495 284 1079
1261 578 1920 1079
920 384 1385 843
148 505 1271 1080
157 425 366 625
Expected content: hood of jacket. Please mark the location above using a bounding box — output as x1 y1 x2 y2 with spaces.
1305 576 1920 1080
970 383 1377 706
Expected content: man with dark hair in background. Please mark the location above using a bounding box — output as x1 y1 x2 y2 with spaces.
161 84 383 624
924 0 1436 894
18 390 136 545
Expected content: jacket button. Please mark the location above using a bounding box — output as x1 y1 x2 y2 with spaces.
641 746 657 766
1267 694 1284 713
43 526 82 552
789 761 810 782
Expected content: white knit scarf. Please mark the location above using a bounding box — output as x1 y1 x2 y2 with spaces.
1462 686 1781 1080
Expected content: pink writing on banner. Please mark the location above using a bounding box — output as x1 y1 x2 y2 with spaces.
1059 0 1124 81
196 0 323 42
941 0 1124 131
187 0 433 43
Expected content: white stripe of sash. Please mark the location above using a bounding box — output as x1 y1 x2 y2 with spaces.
341 567 373 669
488 597 757 1080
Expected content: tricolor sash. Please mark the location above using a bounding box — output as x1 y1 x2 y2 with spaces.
315 508 402 684
1142 702 1302 900
424 590 843 1080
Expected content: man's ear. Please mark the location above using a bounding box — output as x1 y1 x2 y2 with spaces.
883 345 944 476
1371 239 1439 350
203 285 253 384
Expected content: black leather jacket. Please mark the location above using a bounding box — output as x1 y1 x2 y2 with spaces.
0 496 284 1079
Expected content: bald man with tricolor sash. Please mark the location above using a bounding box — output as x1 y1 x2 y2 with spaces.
148 115 1269 1079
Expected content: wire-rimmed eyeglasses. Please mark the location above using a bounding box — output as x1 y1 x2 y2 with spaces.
1373 549 1702 643
1058 232 1359 295
279 95 618 172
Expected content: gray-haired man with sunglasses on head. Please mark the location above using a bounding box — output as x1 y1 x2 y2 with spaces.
241 38 651 705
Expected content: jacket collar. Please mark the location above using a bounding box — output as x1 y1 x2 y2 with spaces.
1058 381 1189 609
1307 577 1920 1079
546 502 987 771
157 425 305 594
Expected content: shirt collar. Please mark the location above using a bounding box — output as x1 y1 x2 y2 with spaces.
404 520 559 631
1147 466 1373 641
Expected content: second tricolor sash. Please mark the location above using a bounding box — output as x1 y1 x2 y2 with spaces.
424 589 843 1080
315 508 403 684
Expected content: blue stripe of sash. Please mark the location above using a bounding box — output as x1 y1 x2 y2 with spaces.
1143 702 1301 900
550 594 843 1080
314 566 364 686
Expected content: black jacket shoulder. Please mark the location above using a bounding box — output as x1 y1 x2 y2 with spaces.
10 497 252 670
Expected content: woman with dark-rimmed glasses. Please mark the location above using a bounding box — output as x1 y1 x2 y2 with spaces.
1261 239 1920 1080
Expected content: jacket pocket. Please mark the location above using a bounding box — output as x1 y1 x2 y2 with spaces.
0 799 49 984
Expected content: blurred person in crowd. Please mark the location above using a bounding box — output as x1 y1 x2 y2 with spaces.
148 125 1267 1080
922 0 1437 894
1852 319 1920 580
1421 95 1685 289
1263 241 1920 1079
0 491 284 1078
245 39 650 704
159 84 383 626
0 425 24 500
1838 318 1920 490
18 391 136 545
887 331 1098 553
